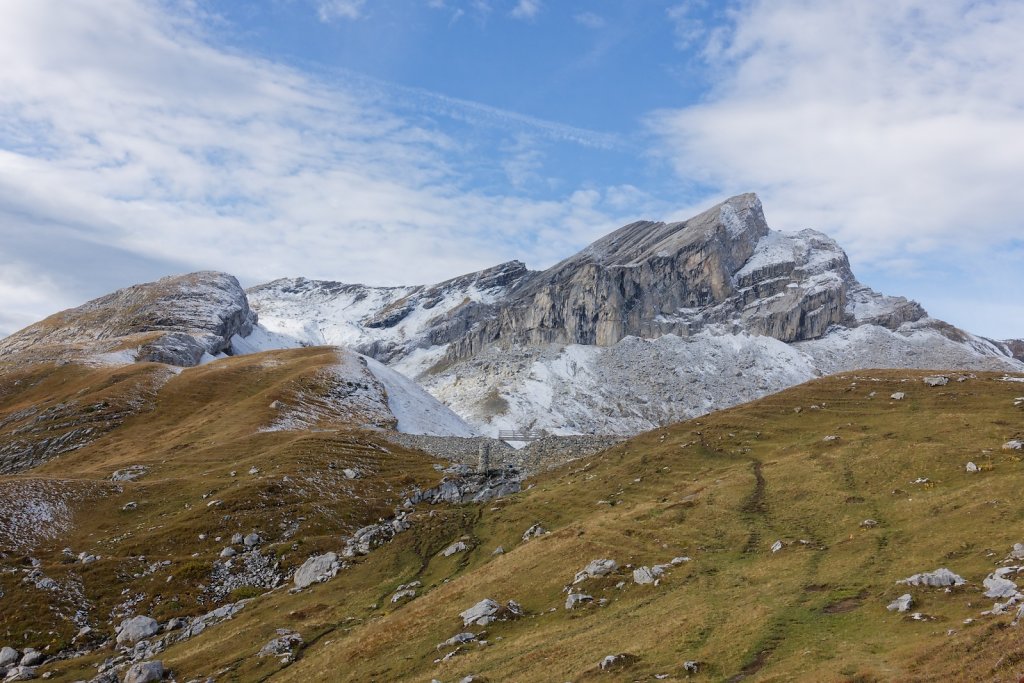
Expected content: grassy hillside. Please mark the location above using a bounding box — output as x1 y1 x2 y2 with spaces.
3 356 1024 681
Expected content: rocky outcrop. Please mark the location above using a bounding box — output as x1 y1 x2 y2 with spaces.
0 271 256 367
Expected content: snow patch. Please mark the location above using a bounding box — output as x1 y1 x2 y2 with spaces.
365 358 476 437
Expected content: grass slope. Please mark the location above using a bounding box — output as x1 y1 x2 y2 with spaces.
4 359 1024 681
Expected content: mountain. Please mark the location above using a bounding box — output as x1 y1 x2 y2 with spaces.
248 194 1022 435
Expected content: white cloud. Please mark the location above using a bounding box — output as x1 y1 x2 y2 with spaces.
317 0 366 21
509 0 541 20
650 0 1024 273
666 1 708 48
0 0 642 336
574 12 605 29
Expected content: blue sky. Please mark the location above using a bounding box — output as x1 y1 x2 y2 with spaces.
0 0 1022 339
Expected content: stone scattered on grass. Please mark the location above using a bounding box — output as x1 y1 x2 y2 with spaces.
293 552 340 589
565 593 593 610
599 653 639 671
116 615 159 645
966 462 979 473
1003 440 1023 451
897 568 965 587
573 558 618 584
891 392 905 400
771 540 783 553
442 541 469 557
258 630 303 659
122 660 164 683
923 376 949 387
522 523 547 541
887 594 913 613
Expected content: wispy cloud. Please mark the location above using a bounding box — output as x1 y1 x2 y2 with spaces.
650 0 1024 273
0 0 640 336
316 0 366 22
574 12 606 29
509 0 541 20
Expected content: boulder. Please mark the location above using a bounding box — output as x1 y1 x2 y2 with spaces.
771 540 783 553
633 567 655 585
522 524 547 541
897 568 965 587
1003 440 1023 451
293 552 339 589
983 575 1019 599
116 615 159 644
219 547 237 559
565 593 593 610
4 667 37 681
599 653 638 671
243 533 261 547
887 594 913 613
923 376 949 387
391 589 417 604
890 392 905 400
437 633 476 650
683 660 700 673
442 541 469 557
573 558 618 583
966 462 979 473
18 650 43 667
258 630 302 657
460 599 501 627
0 648 18 667
122 660 164 683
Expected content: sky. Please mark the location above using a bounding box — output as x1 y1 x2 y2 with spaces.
0 0 1022 339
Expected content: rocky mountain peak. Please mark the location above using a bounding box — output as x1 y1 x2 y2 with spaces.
0 271 256 367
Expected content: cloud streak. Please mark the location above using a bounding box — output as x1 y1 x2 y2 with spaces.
650 0 1024 267
0 0 644 336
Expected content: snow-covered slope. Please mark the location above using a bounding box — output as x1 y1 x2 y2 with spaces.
244 194 1022 436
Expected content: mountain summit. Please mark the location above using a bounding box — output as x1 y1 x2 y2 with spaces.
248 193 1018 434
1 194 1019 437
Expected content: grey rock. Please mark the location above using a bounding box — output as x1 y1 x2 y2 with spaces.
1010 543 1024 561
4 667 37 681
983 575 1019 599
122 660 164 683
442 541 468 557
573 558 618 583
257 631 302 658
230 533 244 545
887 594 913 613
460 598 501 627
633 567 655 585
391 589 417 604
111 465 148 482
1003 440 1023 451
966 461 979 473
116 615 159 644
243 533 261 547
293 552 339 589
437 633 476 649
17 651 43 667
598 653 637 671
219 547 236 559
923 375 949 387
565 593 593 610
342 468 359 480
898 568 965 587
890 392 905 400
683 660 700 674
522 524 547 541
0 648 18 667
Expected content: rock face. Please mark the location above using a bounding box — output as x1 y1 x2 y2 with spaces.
0 271 256 367
245 193 1021 437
